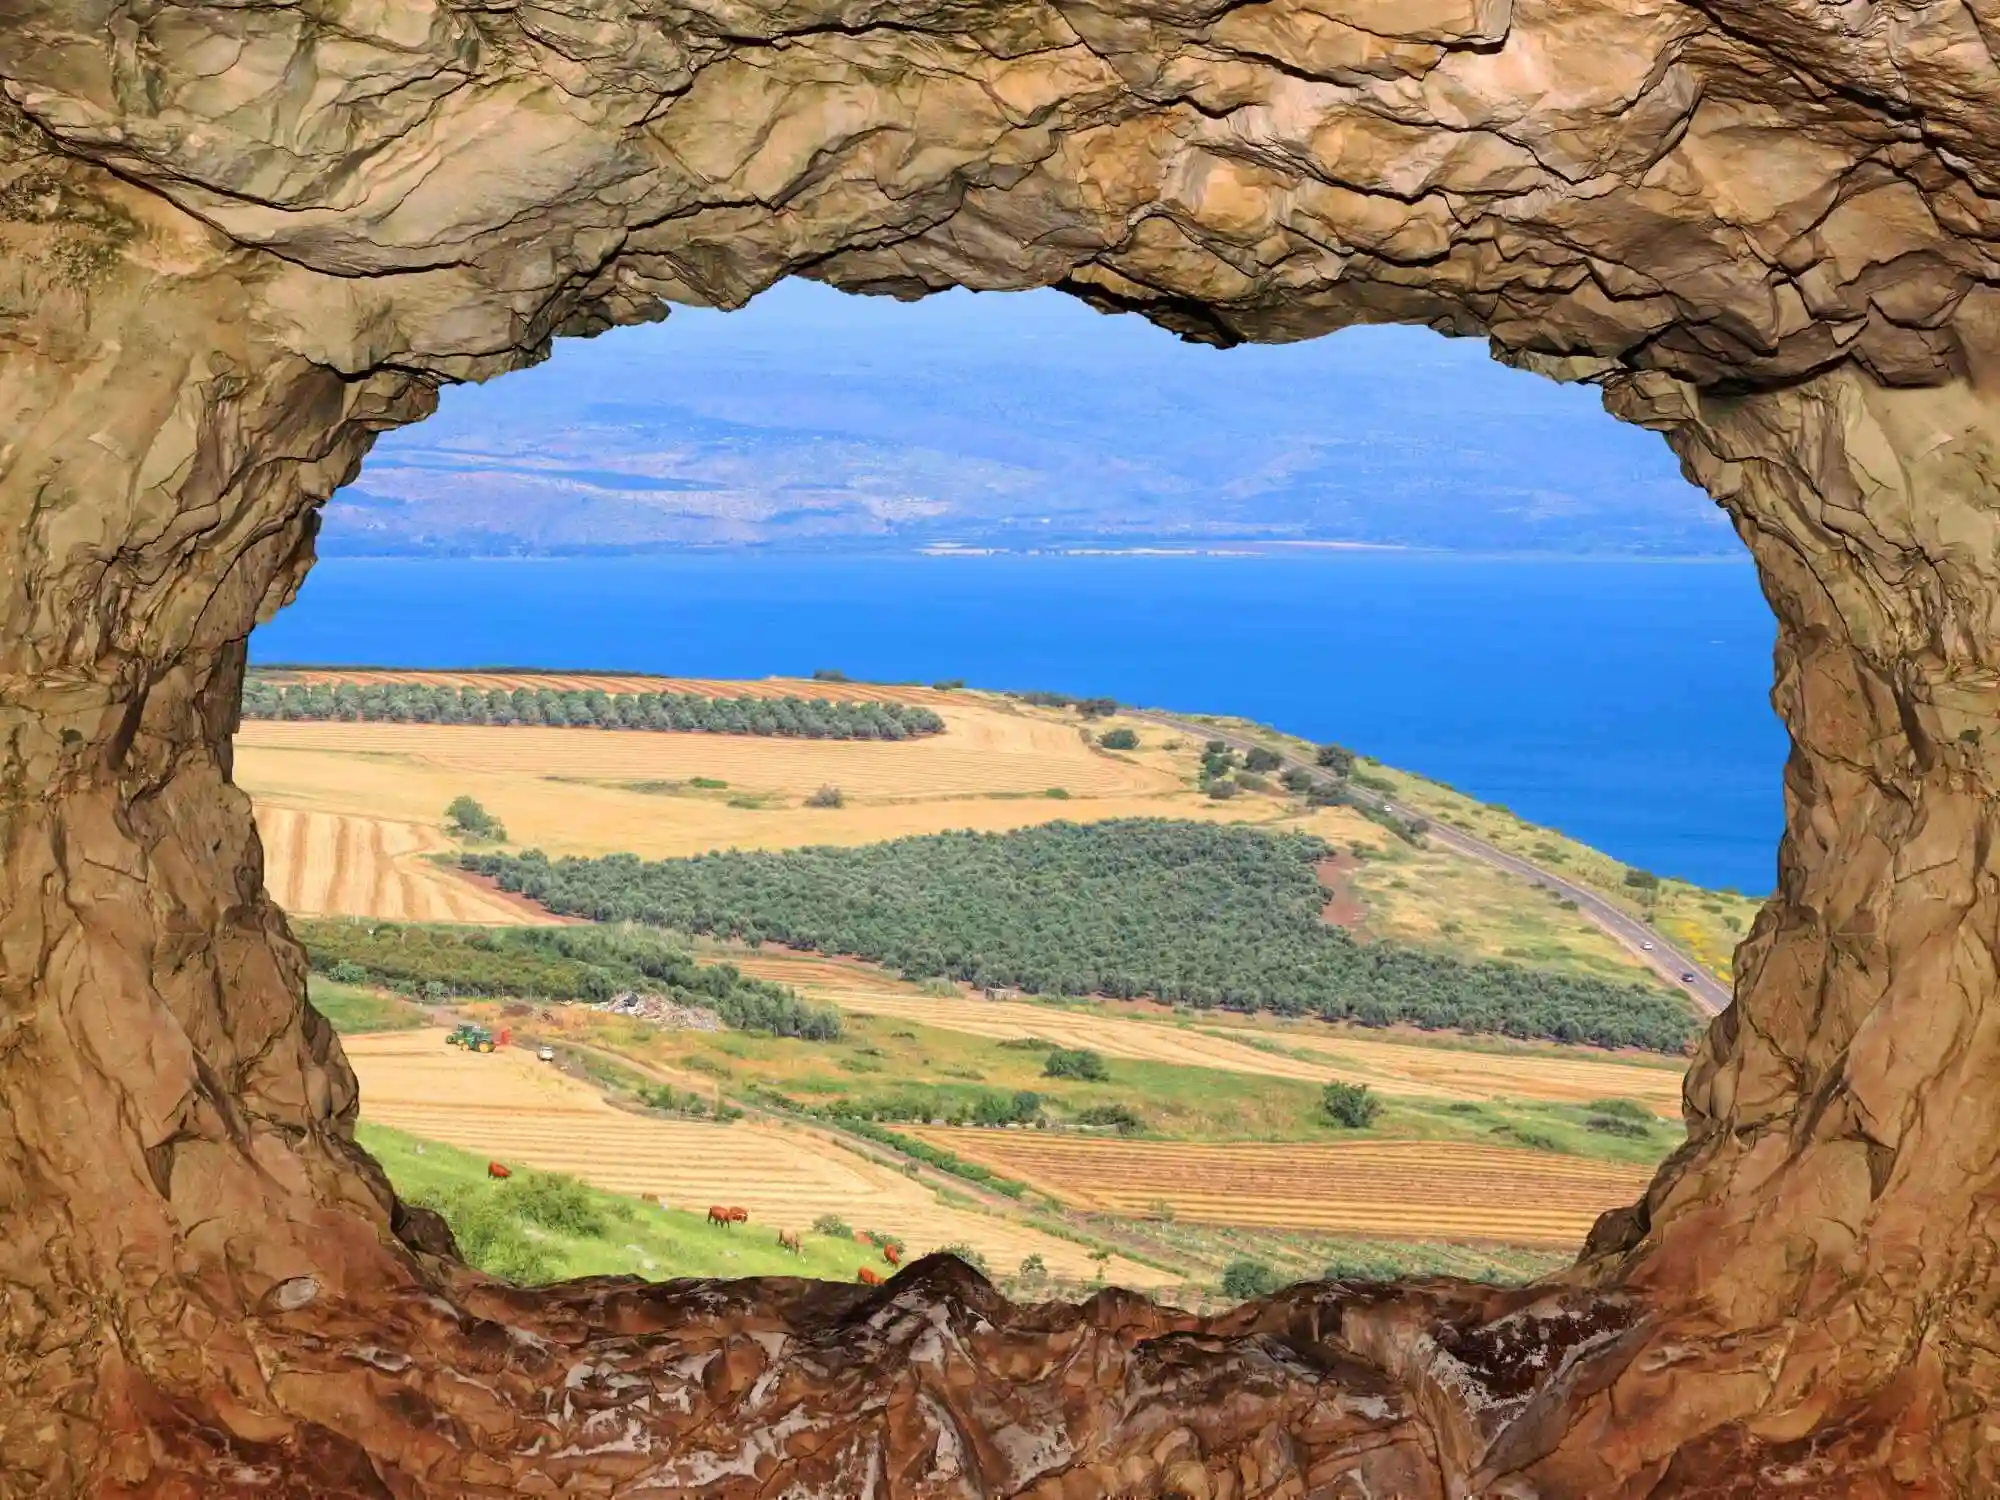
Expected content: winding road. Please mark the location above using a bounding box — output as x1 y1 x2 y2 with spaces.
1127 710 1733 1017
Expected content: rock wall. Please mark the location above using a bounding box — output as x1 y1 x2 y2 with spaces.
3 0 1999 1493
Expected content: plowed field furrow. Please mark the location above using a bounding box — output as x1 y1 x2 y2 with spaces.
908 1129 1651 1248
345 1031 1167 1285
255 806 531 924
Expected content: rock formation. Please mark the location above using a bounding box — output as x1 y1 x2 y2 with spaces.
3 0 2000 1493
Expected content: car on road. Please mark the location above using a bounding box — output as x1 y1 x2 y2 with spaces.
1678 972 1697 985
1641 940 1655 951
537 1045 555 1063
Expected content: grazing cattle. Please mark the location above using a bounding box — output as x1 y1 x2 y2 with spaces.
857 1267 883 1286
487 1162 511 1181
726 1206 749 1225
641 1192 661 1206
777 1229 803 1256
882 1244 902 1267
856 1230 874 1245
707 1205 732 1228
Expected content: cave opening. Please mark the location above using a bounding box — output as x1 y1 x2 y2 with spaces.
6 0 2000 1489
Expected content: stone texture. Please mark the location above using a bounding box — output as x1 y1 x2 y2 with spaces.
3 0 2000 1494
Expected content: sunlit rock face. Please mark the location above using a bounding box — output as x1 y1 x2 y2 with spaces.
3 0 2000 1494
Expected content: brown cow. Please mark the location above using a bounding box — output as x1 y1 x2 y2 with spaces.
882 1244 902 1267
855 1230 874 1245
707 1205 732 1228
777 1229 803 1256
727 1206 749 1225
857 1266 883 1286
487 1162 512 1180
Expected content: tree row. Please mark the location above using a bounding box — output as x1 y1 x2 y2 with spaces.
299 919 843 1039
243 678 945 739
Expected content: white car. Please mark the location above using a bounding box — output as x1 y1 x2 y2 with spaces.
1640 941 1655 951
537 1045 555 1063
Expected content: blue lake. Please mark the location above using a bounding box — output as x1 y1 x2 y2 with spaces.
250 552 1788 894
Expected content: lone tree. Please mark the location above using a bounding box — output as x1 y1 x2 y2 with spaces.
1321 1081 1382 1129
1098 727 1139 750
1221 1259 1282 1300
1043 1047 1109 1082
1244 746 1282 772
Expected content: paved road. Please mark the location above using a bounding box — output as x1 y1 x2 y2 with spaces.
1127 710 1733 1017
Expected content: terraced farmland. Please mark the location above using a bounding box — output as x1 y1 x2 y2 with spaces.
256 807 533 924
345 1030 1163 1286
909 1129 1653 1248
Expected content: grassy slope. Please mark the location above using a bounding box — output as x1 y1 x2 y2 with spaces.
359 1122 899 1283
307 977 429 1033
1178 710 1765 981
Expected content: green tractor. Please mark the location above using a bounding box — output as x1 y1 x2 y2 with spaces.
445 1024 496 1054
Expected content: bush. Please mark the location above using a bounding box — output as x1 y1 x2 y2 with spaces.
1098 728 1140 751
1314 744 1356 775
812 1213 854 1238
508 1170 612 1237
937 1241 989 1274
1204 779 1239 800
1321 1081 1381 1129
327 959 369 985
1586 1113 1653 1138
1018 1252 1047 1280
1043 1047 1110 1081
1586 1097 1654 1121
1220 1259 1282 1300
812 668 851 682
1244 747 1282 773
1044 787 1070 800
445 795 505 842
1072 1103 1145 1134
1076 697 1119 719
933 678 965 690
806 784 845 808
1281 767 1315 793
1234 772 1270 792
1623 868 1661 890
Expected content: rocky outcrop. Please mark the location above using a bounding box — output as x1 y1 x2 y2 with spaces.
4 0 2000 1494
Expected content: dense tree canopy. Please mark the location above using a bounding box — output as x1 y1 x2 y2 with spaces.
298 920 842 1039
242 677 944 740
465 821 1698 1052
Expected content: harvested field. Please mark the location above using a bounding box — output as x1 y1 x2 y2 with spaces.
724 949 1686 1114
278 669 953 706
256 806 532 924
346 1029 1164 1286
909 1129 1653 1248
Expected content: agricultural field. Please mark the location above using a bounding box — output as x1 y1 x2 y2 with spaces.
257 806 534 923
908 1129 1654 1247
717 947 1687 1115
275 669 952 706
345 1028 1164 1286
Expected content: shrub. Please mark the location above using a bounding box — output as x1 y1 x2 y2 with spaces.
445 795 505 841
1204 779 1239 800
327 959 369 985
1220 1259 1281 1300
1072 1102 1145 1134
1321 1081 1381 1129
1044 787 1071 800
1043 1047 1110 1082
1314 744 1356 775
1586 1113 1652 1138
1098 728 1140 751
937 1241 989 1274
806 784 845 808
1244 747 1282 773
1586 1097 1654 1121
689 776 728 789
1234 772 1270 792
1305 784 1347 808
1018 1252 1047 1280
1623 868 1661 890
933 678 965 690
1281 767 1315 793
812 1213 853 1238
1076 697 1119 719
812 668 850 682
507 1171 612 1237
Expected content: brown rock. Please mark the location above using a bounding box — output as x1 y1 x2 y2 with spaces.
3 0 2000 1493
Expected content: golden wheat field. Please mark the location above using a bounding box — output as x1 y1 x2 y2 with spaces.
722 949 1686 1114
232 685 1327 879
909 1129 1652 1247
256 806 534 924
345 1030 1166 1285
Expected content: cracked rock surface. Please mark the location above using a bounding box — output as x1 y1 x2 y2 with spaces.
3 0 2000 1494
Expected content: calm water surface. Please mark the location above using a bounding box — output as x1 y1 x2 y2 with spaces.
250 553 1787 893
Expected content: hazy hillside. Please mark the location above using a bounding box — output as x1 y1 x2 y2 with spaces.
324 284 1729 558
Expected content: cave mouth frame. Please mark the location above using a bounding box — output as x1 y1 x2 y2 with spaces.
5 0 2000 1492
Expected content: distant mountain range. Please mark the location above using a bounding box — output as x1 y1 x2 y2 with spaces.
323 284 1733 558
